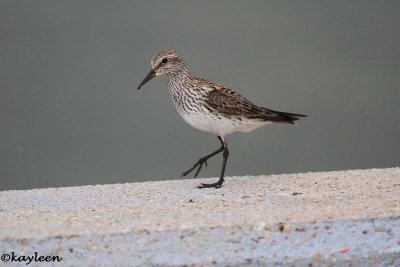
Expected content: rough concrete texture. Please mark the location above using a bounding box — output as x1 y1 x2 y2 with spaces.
0 168 399 266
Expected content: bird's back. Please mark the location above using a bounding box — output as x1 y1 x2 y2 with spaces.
167 76 306 136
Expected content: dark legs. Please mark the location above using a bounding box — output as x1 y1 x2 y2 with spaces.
181 136 229 189
198 143 229 189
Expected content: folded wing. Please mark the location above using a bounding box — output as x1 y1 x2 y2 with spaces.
205 86 306 124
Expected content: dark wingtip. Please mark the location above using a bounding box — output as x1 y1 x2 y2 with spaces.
258 110 307 124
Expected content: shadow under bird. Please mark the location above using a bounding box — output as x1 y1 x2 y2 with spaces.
138 49 306 189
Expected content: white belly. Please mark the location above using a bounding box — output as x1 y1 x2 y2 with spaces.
179 112 271 137
169 86 271 137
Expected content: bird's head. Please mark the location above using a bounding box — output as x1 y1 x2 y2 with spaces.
137 49 189 89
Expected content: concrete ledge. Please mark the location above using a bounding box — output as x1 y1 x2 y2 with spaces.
1 168 399 266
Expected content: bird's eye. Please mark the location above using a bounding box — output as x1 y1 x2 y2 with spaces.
161 57 168 63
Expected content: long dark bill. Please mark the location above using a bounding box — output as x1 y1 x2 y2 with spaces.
137 69 156 89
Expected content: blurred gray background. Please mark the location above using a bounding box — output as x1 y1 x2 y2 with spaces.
1 1 399 190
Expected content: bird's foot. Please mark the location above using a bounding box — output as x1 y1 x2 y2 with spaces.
197 179 224 189
181 158 208 178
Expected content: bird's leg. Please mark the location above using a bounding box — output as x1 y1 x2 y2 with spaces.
198 140 229 189
181 136 225 178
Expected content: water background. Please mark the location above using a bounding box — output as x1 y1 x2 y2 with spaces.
1 1 399 190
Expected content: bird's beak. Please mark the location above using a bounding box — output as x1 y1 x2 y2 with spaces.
137 69 156 89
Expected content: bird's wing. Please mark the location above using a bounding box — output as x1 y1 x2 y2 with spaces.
204 85 274 117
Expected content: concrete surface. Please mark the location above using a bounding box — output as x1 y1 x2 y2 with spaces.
0 168 399 266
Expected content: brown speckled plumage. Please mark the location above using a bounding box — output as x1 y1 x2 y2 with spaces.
138 49 306 189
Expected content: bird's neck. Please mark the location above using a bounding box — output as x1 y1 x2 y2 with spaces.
166 68 191 89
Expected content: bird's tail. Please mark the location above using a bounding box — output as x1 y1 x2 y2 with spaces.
258 109 307 124
277 111 307 124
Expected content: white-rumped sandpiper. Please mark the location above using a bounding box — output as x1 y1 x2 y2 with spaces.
138 49 306 189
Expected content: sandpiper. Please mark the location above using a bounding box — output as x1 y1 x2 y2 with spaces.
137 49 306 189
